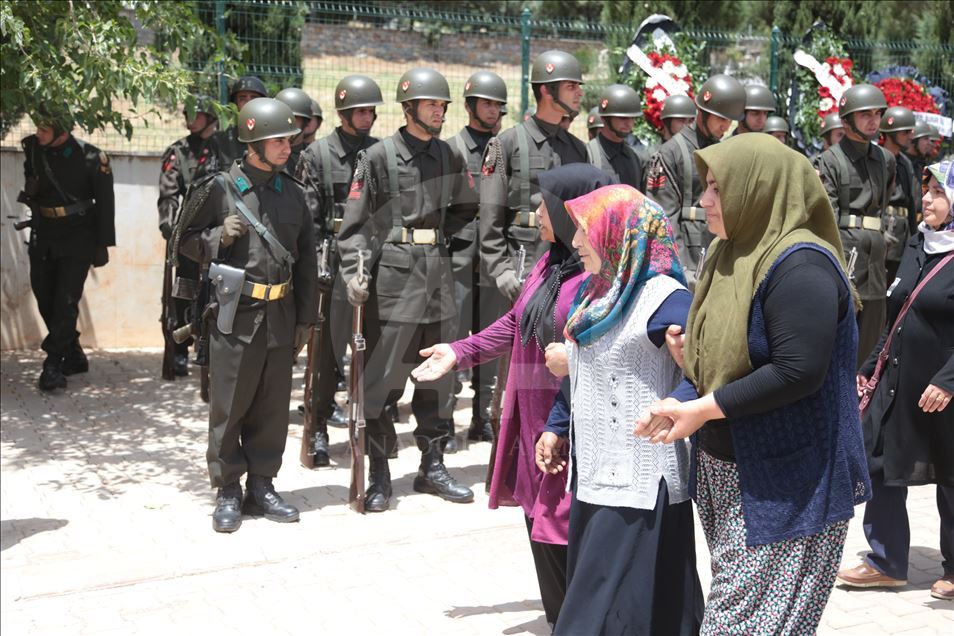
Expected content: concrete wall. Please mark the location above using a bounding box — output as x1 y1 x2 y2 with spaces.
1 150 165 351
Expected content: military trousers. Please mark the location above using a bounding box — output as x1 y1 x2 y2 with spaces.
856 297 887 371
29 250 91 357
207 323 294 488
472 282 509 419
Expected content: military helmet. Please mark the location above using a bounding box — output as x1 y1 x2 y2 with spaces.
396 68 452 103
335 75 384 110
598 84 641 118
695 74 746 121
530 50 584 84
838 83 887 118
185 95 218 117
743 84 775 112
927 124 942 141
912 120 933 140
274 88 313 119
586 107 604 129
310 99 323 120
229 76 268 102
500 102 509 115
880 106 916 133
237 98 300 143
763 116 790 135
463 71 508 104
820 113 843 135
661 94 697 120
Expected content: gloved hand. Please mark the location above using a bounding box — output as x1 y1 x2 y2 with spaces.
294 324 312 358
159 222 173 241
497 270 522 303
220 215 248 247
347 274 370 307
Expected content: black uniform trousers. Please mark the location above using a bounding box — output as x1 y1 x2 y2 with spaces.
29 250 91 357
473 282 509 418
207 324 294 488
857 298 886 370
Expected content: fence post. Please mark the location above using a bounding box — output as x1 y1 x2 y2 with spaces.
521 7 531 118
769 26 780 93
216 0 227 104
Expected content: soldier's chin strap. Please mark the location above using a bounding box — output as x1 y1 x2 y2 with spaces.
465 98 496 133
698 114 719 145
342 108 376 138
604 118 628 141
845 113 879 143
249 142 283 174
546 82 580 119
406 102 442 137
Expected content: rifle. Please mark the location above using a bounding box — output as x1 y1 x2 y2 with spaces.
172 267 211 402
348 252 368 513
160 246 177 381
300 237 334 469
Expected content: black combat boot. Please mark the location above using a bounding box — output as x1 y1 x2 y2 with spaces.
242 475 299 522
467 416 494 442
38 354 68 391
61 341 89 376
311 428 330 467
385 400 400 425
364 457 392 512
173 352 189 377
413 443 474 503
328 401 348 428
212 483 243 533
444 421 459 454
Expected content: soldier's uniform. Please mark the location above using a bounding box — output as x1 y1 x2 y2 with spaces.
587 84 645 191
275 87 314 176
216 76 268 166
21 131 115 390
906 121 935 223
879 107 919 284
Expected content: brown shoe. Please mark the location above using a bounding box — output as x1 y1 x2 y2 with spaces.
836 562 907 588
931 575 954 600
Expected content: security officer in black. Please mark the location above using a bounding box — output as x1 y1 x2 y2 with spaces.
275 87 314 176
447 70 506 447
339 68 475 512
180 98 318 533
733 84 775 134
217 75 268 165
21 116 115 391
816 83 894 368
158 97 223 376
646 75 745 286
586 107 603 140
659 94 696 142
879 106 919 284
295 74 384 466
587 83 644 191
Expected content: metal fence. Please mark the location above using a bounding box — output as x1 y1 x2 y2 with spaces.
3 0 951 155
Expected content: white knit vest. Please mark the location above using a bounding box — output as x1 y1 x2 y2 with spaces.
568 275 691 510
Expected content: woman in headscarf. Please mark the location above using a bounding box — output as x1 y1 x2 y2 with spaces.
837 161 954 600
537 184 703 635
636 134 871 634
412 164 616 629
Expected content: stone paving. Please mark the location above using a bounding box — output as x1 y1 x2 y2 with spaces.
1 349 951 635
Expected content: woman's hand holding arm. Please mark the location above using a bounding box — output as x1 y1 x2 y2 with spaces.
635 393 725 444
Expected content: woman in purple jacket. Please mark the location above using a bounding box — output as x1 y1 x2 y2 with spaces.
412 164 615 629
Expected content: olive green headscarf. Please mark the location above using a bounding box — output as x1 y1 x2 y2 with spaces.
685 133 853 396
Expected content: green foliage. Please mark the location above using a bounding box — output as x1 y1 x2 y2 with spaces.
791 29 849 146
223 0 308 94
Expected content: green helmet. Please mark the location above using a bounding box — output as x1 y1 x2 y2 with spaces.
695 74 746 121
820 113 843 135
743 84 775 112
927 124 942 141
310 99 322 120
530 50 584 84
763 116 790 135
237 98 300 143
274 88 313 119
912 120 933 140
396 68 452 103
838 83 887 118
229 76 268 102
880 106 916 133
463 71 507 104
586 107 604 129
184 95 218 117
661 94 697 120
500 102 508 115
335 75 384 110
598 84 641 117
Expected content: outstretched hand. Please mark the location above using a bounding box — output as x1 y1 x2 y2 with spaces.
411 343 457 383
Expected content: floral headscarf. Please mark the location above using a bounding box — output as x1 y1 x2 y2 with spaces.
924 161 954 230
563 184 686 347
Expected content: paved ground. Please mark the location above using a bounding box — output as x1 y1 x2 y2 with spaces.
1 349 951 635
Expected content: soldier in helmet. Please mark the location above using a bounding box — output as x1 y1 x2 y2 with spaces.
816 83 894 367
659 94 696 142
924 124 943 162
303 99 323 145
158 96 224 377
879 106 920 283
646 74 745 286
586 107 603 140
820 113 846 150
763 115 790 144
905 121 935 192
338 68 475 512
734 84 775 134
587 83 644 191
217 75 268 165
179 98 318 532
274 87 314 175
295 74 384 466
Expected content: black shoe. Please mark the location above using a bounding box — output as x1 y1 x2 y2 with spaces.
444 422 459 454
61 342 89 376
173 353 189 377
413 445 474 503
38 355 67 391
328 402 348 428
242 475 299 522
365 458 392 512
467 417 495 442
385 402 400 425
212 484 242 533
312 431 330 467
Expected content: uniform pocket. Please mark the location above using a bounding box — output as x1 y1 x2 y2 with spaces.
376 247 411 297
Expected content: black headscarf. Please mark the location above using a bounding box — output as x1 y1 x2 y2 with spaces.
519 163 618 351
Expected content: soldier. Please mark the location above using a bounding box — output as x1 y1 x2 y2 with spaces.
879 106 919 283
303 99 323 145
816 83 893 368
924 124 942 162
646 74 745 286
734 84 775 134
217 75 268 165
158 97 223 377
587 83 644 191
764 115 790 143
659 93 696 142
295 74 384 467
274 87 314 176
446 70 506 448
19 115 115 391
339 68 475 512
820 112 846 150
586 107 603 140
179 98 317 533
906 121 934 179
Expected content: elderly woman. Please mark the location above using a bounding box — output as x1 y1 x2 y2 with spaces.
412 164 616 629
837 161 954 600
637 134 871 634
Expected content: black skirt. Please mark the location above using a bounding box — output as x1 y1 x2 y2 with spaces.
555 478 704 636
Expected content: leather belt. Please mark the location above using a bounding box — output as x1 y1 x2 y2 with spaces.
682 206 705 222
242 278 291 301
839 214 882 231
38 199 95 218
386 227 443 245
513 210 537 228
884 205 908 217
